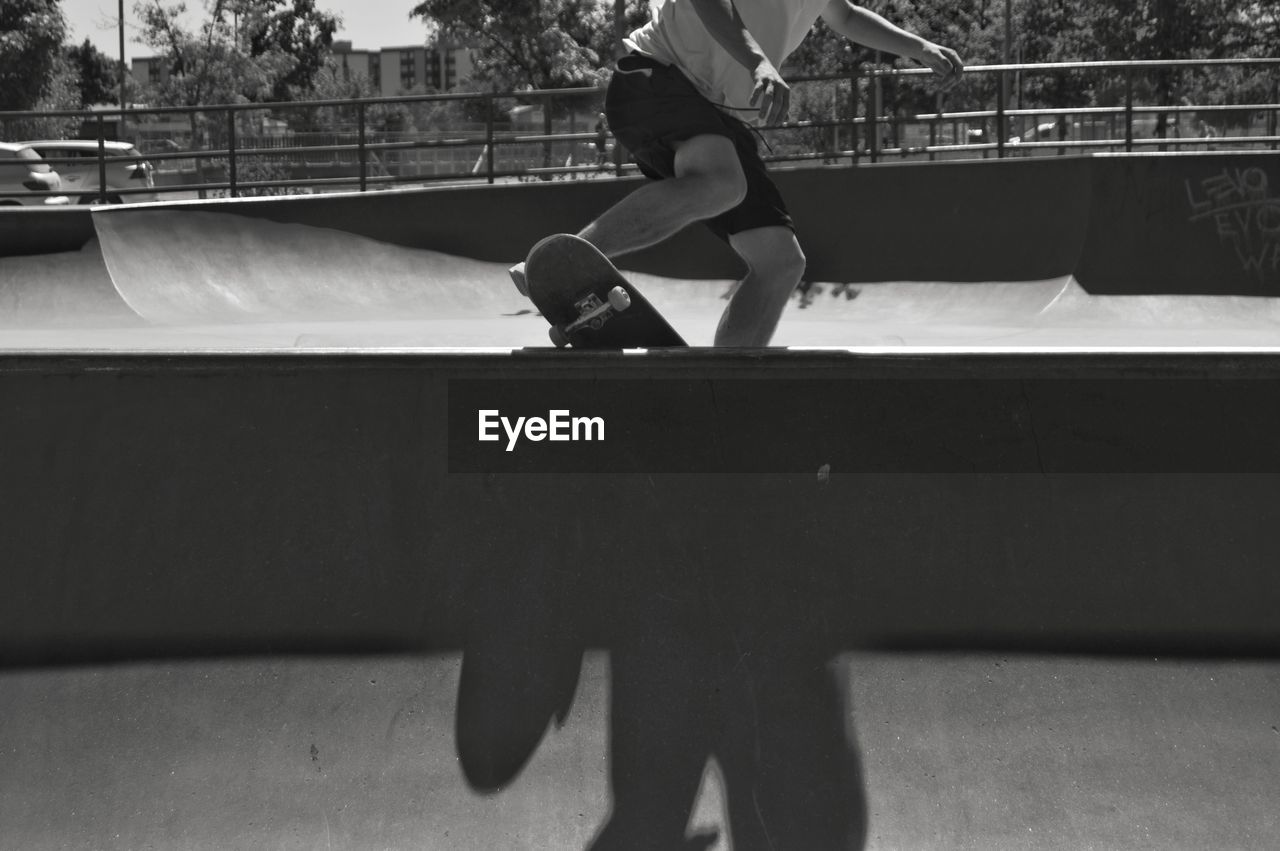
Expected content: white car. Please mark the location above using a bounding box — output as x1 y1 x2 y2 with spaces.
19 140 158 204
0 142 70 206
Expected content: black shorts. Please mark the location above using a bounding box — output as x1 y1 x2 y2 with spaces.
604 53 794 241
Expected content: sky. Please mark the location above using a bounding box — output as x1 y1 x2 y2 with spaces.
60 0 435 62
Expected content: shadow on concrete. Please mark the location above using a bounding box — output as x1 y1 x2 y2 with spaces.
454 474 867 850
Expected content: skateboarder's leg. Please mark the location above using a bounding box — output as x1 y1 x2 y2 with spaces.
577 134 747 259
714 226 806 347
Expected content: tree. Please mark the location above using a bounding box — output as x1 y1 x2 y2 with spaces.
786 1 1004 150
66 38 120 107
1 0 69 110
0 0 80 137
410 0 647 92
1017 0 1094 116
787 0 1272 146
241 0 339 100
278 53 428 133
135 0 339 108
1211 3 1280 126
1074 0 1262 136
136 0 287 108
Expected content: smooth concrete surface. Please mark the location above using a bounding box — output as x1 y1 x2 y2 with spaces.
2 653 1276 850
4 208 1280 349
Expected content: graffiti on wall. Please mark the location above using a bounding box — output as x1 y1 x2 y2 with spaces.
1185 167 1280 285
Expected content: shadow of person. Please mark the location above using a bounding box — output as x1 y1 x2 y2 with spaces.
588 552 867 851
454 516 585 792
453 474 868 849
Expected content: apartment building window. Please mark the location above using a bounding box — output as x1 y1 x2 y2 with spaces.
426 50 441 90
444 53 457 91
400 52 417 90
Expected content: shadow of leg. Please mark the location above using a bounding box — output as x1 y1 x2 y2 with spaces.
720 650 868 851
588 637 718 850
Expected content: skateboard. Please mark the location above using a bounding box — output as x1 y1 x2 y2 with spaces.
511 233 687 348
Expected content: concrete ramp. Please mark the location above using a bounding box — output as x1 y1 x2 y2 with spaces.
92 207 533 324
0 239 141 328
78 207 1101 348
1 199 1275 348
1034 279 1280 339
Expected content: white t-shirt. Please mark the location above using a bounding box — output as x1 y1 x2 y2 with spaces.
625 0 831 118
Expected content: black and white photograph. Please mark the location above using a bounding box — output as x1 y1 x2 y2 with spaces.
2 1 1279 848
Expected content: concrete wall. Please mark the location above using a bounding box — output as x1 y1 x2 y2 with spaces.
3 351 1279 667
5 152 1278 295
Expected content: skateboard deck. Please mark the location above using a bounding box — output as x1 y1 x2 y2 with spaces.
515 233 687 348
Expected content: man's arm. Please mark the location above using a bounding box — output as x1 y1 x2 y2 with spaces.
821 0 964 88
687 0 790 124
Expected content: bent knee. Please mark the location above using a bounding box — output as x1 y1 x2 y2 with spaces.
751 237 806 283
778 240 807 281
688 168 747 218
674 135 748 216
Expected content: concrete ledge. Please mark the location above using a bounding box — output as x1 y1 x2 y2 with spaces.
3 350 1279 666
0 206 94 256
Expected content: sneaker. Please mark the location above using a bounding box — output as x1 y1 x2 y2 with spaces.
509 261 529 297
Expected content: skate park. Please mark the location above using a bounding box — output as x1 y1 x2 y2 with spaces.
3 145 1280 849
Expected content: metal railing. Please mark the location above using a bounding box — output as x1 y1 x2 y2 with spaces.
841 58 1280 164
2 58 1278 204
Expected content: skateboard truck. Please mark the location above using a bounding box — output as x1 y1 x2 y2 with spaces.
519 233 686 348
550 286 632 347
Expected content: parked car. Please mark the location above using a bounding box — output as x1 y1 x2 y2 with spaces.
19 140 158 204
0 142 70 206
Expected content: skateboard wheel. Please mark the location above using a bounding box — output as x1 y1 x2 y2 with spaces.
608 286 631 311
549 325 570 348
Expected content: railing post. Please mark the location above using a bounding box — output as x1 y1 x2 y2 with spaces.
930 91 941 162
542 93 555 174
485 94 496 184
614 106 625 177
357 101 367 192
996 70 1006 158
1124 68 1134 153
849 67 860 165
1271 79 1278 151
870 65 882 163
227 109 238 197
96 115 108 204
